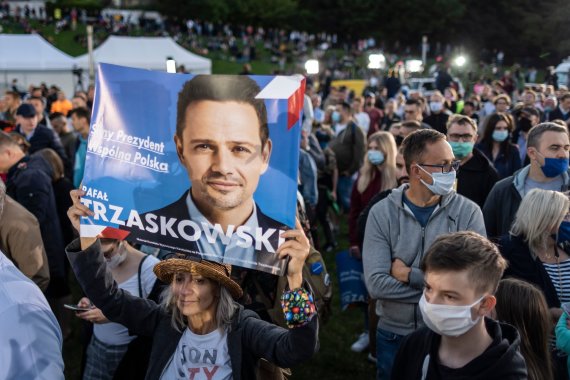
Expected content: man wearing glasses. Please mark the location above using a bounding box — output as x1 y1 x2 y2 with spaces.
446 115 499 208
362 129 485 380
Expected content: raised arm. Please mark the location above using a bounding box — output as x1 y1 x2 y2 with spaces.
66 189 165 337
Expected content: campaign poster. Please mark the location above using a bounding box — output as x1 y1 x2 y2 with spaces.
80 63 304 276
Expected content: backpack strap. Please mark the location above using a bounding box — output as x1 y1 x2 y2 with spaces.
138 255 150 298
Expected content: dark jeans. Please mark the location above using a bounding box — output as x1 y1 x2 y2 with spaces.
316 185 336 248
337 175 354 213
376 327 404 380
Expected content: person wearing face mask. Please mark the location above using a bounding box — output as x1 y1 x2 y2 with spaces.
499 189 570 314
362 129 485 380
314 105 337 149
355 146 410 363
483 123 570 239
477 113 522 179
498 189 570 379
329 102 366 212
347 132 398 359
446 115 499 208
391 231 527 380
424 91 451 134
74 239 163 380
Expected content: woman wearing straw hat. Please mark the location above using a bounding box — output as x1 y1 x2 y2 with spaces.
66 189 318 380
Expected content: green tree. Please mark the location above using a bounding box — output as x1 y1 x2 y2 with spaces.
157 0 228 22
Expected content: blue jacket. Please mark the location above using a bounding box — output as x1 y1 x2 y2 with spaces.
483 165 570 239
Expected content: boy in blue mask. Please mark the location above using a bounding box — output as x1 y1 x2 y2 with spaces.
484 123 570 239
391 231 527 380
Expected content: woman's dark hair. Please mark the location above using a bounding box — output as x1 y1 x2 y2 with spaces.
176 75 268 148
480 113 515 157
495 278 553 380
36 148 64 181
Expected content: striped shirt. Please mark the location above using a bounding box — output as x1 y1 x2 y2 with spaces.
543 259 570 304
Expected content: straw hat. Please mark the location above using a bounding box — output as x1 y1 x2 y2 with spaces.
153 256 243 299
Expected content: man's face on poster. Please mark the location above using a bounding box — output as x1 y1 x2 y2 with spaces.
175 100 272 212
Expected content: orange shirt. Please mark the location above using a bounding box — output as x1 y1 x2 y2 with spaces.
50 99 73 116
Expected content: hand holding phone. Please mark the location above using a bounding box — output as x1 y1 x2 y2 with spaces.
64 303 93 312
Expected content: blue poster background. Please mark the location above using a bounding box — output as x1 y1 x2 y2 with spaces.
82 63 299 229
80 64 302 275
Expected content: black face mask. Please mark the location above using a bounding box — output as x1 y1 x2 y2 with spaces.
395 135 404 146
366 102 374 107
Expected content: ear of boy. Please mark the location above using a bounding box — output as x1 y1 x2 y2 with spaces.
475 295 497 317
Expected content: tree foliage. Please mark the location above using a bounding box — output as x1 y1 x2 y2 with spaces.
154 0 570 63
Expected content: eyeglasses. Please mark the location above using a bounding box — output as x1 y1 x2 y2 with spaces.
448 133 475 142
418 160 461 173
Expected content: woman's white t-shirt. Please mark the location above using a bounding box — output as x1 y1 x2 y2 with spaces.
94 255 160 345
160 327 232 380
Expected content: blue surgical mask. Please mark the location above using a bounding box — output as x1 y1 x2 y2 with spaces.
544 106 554 113
540 156 569 178
331 111 341 123
417 164 456 196
558 221 570 245
367 150 385 165
492 130 509 142
449 142 474 160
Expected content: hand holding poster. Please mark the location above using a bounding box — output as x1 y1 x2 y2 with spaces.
80 64 304 275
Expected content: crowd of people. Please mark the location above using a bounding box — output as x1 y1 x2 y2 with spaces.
1 60 570 380
297 66 570 380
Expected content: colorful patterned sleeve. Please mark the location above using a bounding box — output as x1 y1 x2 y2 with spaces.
281 288 316 328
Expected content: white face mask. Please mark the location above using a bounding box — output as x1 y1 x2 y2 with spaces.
106 244 127 269
416 164 456 196
430 101 443 113
419 293 485 337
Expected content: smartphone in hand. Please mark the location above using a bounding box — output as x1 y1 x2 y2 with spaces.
64 304 93 312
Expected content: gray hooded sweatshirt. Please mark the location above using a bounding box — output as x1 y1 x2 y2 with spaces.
362 184 486 336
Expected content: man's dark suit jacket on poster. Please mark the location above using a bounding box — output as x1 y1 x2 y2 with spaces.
120 190 287 271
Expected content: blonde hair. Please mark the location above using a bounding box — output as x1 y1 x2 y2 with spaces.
510 189 569 254
160 277 238 333
357 131 398 193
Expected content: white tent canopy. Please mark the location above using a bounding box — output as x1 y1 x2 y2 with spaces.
0 34 78 95
74 36 212 74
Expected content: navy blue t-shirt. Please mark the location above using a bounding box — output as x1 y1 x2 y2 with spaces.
402 191 438 227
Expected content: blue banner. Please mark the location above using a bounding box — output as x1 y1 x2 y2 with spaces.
80 63 304 275
336 250 368 310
